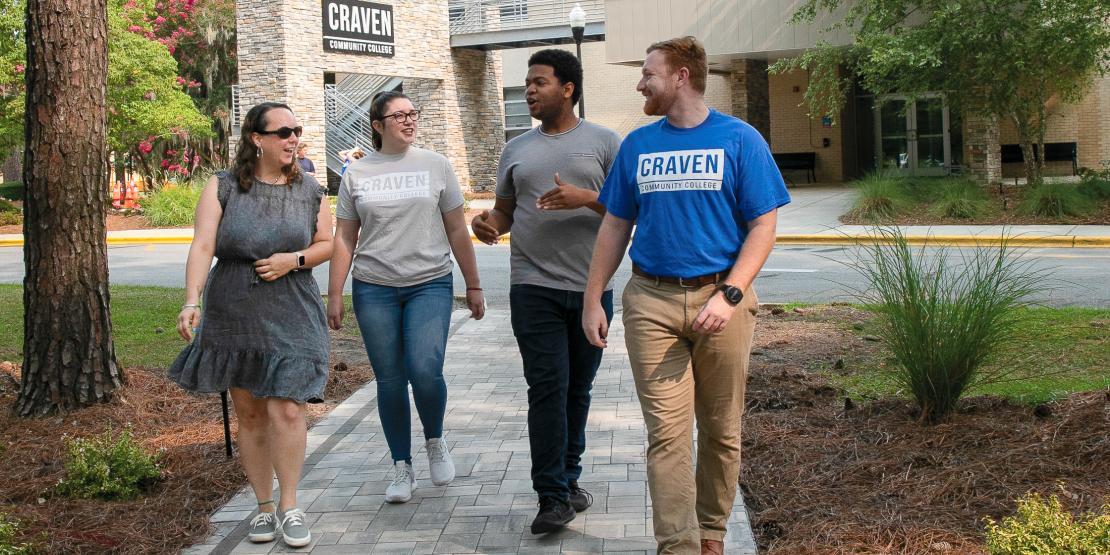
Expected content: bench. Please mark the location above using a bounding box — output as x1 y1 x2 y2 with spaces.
772 152 817 184
1000 142 1078 175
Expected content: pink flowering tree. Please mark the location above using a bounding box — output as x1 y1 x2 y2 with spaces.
0 1 25 157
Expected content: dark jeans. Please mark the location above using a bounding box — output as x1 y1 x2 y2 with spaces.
510 284 614 501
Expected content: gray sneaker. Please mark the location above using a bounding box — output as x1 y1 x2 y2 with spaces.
280 507 312 548
247 511 278 543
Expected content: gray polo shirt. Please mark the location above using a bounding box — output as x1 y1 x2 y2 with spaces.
496 120 621 291
336 147 464 287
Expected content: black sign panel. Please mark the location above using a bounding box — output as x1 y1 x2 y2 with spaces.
322 0 395 57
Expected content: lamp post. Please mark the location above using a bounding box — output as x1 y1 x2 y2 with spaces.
568 3 586 119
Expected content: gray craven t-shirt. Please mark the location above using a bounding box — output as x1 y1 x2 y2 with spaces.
496 120 620 291
336 146 464 287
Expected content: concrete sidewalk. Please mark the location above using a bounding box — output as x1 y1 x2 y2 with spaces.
184 310 758 555
2 186 1108 247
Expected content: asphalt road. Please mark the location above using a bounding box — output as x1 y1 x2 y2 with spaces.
1 243 1107 308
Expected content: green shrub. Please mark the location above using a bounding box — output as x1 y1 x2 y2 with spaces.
984 492 1109 554
847 229 1047 423
852 172 910 221
0 199 19 227
138 183 202 227
0 512 34 555
930 178 990 219
1019 182 1094 218
56 427 162 501
1077 174 1110 201
0 182 21 201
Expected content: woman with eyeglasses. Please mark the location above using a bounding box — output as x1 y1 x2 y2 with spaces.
328 91 484 503
169 102 332 548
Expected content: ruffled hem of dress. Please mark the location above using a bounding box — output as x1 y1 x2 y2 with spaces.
168 344 328 404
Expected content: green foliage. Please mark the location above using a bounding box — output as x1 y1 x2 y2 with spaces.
138 182 203 227
984 492 1110 554
0 1 25 155
846 229 1048 423
929 178 990 219
773 0 1110 183
0 182 21 201
0 198 18 226
852 172 910 221
0 512 34 555
1077 171 1110 201
56 427 162 501
1019 182 1094 218
106 0 213 154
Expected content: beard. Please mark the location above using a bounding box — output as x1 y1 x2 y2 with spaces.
642 91 671 116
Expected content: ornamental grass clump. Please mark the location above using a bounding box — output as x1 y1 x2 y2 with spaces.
56 427 162 501
847 229 1048 423
1019 181 1093 218
852 172 910 221
138 182 203 227
930 178 990 219
984 492 1109 554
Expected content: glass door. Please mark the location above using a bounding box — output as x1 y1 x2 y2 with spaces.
875 95 952 176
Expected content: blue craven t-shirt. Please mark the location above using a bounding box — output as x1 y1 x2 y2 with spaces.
599 109 791 277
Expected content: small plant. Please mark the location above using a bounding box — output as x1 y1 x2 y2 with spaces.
0 512 34 555
0 181 21 201
1019 182 1093 218
852 172 910 221
1077 170 1110 201
846 228 1048 423
56 427 162 501
0 199 19 226
138 182 203 227
984 492 1109 554
930 178 990 219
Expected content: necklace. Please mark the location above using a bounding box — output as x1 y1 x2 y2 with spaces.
254 172 287 186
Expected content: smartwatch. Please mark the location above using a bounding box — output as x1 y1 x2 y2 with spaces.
295 252 305 269
717 284 744 306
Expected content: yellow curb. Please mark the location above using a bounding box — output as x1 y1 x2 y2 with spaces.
776 234 1110 248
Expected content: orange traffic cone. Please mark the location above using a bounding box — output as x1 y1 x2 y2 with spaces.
124 183 138 209
111 182 123 209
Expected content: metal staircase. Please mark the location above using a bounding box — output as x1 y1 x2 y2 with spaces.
323 74 404 181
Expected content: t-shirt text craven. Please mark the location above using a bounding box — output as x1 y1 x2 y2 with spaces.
636 149 724 193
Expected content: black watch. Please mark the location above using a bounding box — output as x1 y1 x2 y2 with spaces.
717 284 744 306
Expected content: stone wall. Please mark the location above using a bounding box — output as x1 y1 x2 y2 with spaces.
730 59 770 141
965 113 1001 185
451 49 504 191
234 0 499 189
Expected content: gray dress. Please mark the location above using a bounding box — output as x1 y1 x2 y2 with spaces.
169 170 329 403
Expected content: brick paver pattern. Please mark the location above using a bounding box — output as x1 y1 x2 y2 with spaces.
185 310 757 554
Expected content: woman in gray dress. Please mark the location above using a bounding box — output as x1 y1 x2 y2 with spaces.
170 102 333 548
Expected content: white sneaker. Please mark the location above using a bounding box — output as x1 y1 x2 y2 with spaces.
426 437 455 486
384 461 416 503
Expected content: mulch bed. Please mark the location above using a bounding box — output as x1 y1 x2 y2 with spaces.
742 305 1109 554
0 334 373 554
0 206 160 235
839 186 1110 226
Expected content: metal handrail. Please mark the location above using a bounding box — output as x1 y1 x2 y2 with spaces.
448 0 605 35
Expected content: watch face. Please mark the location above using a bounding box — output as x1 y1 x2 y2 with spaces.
723 286 743 304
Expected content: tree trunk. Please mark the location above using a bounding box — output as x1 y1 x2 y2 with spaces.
1012 113 1041 185
18 0 122 417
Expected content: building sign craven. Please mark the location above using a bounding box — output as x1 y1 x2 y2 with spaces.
322 0 395 57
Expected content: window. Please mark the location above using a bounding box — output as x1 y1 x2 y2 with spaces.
448 5 465 24
499 0 527 22
503 87 532 140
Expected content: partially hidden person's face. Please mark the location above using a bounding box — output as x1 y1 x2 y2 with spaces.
525 63 572 121
252 108 300 167
637 50 679 117
378 98 418 148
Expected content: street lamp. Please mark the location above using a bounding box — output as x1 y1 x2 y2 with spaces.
568 2 586 119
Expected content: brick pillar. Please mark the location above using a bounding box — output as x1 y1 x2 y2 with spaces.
966 113 1001 184
452 49 505 192
1 151 21 183
730 59 770 140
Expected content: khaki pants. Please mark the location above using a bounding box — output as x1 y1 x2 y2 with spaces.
621 275 758 554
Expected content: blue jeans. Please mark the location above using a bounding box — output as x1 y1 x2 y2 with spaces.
510 284 614 501
352 273 453 463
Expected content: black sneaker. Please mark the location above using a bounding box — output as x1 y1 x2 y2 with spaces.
568 480 593 512
530 496 576 534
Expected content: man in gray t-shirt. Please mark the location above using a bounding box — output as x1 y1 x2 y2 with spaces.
472 49 620 535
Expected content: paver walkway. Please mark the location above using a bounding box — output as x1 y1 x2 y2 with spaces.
185 310 758 554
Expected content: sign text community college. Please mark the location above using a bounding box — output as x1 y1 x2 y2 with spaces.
322 0 395 57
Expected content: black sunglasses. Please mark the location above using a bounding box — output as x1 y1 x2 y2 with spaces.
257 126 303 139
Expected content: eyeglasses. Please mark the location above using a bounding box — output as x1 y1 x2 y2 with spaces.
257 126 303 139
381 110 420 123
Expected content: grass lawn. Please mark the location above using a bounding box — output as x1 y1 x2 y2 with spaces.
0 285 361 367
823 306 1110 404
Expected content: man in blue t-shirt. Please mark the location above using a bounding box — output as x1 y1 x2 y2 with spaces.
583 36 790 554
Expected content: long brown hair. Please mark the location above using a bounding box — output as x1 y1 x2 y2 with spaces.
368 91 410 151
233 102 302 192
